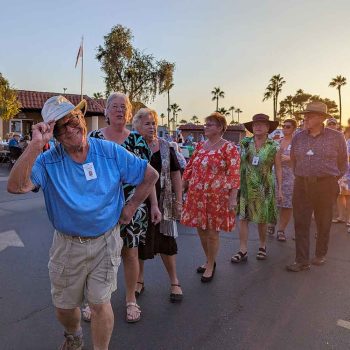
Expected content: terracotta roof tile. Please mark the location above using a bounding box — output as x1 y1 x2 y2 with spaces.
16 90 104 115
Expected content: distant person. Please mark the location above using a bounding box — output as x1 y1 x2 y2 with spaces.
182 112 240 282
275 119 297 241
8 133 21 148
7 95 158 349
333 127 350 226
286 102 348 272
326 117 338 130
231 114 282 263
19 135 31 151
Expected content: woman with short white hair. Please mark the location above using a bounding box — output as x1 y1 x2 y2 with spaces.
133 108 184 302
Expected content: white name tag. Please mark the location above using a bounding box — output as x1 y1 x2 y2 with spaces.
306 149 314 156
252 156 260 165
287 144 291 151
83 162 97 181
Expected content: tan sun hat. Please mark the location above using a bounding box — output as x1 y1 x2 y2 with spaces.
41 95 87 123
295 101 332 119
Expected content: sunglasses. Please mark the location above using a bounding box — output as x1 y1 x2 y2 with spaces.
53 115 81 137
282 124 292 129
327 122 336 126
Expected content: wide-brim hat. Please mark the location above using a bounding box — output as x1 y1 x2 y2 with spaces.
244 113 279 134
41 95 87 123
295 101 331 119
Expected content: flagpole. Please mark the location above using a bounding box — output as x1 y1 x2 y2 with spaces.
80 36 84 100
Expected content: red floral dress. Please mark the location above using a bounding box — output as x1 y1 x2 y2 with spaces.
181 141 240 232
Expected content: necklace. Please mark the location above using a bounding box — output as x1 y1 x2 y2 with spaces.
206 137 223 149
149 138 158 148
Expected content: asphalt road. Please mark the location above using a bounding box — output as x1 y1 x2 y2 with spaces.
1 164 350 350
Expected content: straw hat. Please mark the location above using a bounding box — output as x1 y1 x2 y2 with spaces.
295 101 331 119
41 95 87 123
243 114 279 134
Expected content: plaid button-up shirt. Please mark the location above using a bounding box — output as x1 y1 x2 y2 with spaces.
291 127 348 177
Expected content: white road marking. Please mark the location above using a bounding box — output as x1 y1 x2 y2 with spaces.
0 230 24 252
337 319 350 330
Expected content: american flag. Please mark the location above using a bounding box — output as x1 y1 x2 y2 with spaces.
75 38 83 68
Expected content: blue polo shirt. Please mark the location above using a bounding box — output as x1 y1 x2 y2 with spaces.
31 137 147 237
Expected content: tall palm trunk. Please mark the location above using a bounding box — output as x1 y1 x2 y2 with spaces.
216 97 219 111
338 88 342 126
167 90 170 129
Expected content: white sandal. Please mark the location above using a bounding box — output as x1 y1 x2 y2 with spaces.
126 302 141 323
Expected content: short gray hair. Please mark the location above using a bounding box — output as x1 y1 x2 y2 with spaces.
132 108 159 130
105 92 132 123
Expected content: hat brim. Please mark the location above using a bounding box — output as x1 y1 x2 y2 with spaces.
243 120 279 134
53 99 87 122
294 110 331 119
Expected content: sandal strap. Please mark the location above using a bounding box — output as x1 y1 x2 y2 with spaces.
126 302 140 310
171 283 181 287
233 251 247 260
136 281 144 286
258 247 266 253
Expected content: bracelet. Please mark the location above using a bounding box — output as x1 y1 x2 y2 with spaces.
175 200 183 205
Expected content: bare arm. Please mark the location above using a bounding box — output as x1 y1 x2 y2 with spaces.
148 185 162 224
119 164 159 224
171 170 183 219
274 150 283 199
170 170 183 202
7 122 54 194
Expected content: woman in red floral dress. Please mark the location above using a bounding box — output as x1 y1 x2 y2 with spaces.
181 112 240 282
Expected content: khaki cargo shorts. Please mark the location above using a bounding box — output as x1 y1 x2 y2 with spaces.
48 225 123 309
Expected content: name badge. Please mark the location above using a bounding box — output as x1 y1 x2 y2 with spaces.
287 145 291 151
306 150 314 156
83 162 97 181
252 156 260 166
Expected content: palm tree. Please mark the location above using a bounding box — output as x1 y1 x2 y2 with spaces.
191 115 199 124
166 83 174 129
229 106 235 124
93 92 103 99
211 87 225 111
217 107 230 116
170 103 181 131
263 74 286 121
160 113 166 126
179 119 187 125
235 108 242 123
329 75 347 125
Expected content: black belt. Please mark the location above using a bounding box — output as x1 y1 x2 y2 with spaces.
65 233 105 243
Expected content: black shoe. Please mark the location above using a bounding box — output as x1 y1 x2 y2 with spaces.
169 284 183 303
197 262 216 274
201 263 216 283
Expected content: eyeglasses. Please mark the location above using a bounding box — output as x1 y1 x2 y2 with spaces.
109 104 126 111
204 123 217 127
53 115 81 137
327 122 336 126
282 124 292 129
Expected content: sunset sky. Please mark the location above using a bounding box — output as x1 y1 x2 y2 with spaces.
1 0 350 124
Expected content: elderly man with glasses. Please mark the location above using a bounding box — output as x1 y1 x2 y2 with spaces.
286 102 348 272
7 96 158 350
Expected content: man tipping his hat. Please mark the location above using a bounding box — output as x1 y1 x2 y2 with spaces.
7 96 158 350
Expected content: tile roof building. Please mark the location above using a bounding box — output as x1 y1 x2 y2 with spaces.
0 90 106 140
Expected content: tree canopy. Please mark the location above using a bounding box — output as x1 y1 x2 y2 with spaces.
0 73 20 121
278 89 338 122
96 24 175 103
